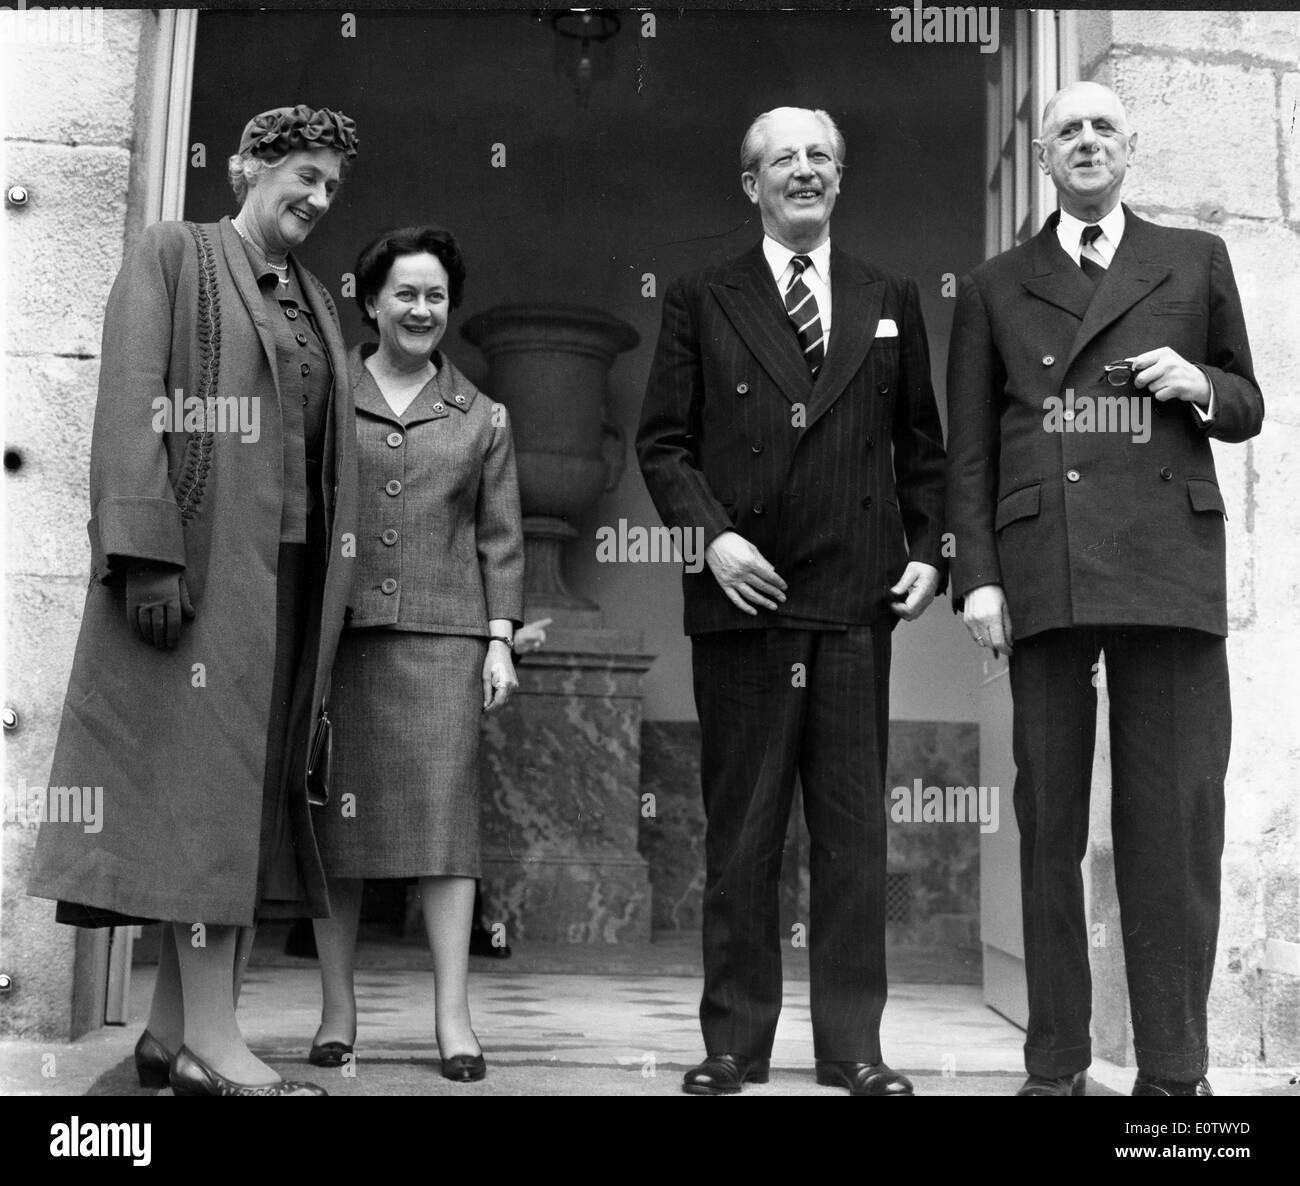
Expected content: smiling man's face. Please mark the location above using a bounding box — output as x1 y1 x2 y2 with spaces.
742 108 842 252
1034 82 1136 220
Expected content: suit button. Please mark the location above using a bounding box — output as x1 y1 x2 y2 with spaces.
1066 469 1080 483
861 495 873 509
381 528 399 546
295 332 308 346
751 442 764 455
300 362 310 377
877 383 889 395
454 394 466 405
385 479 402 496
433 402 444 412
285 307 299 320
1160 466 1173 481
386 431 404 447
736 382 749 395
1042 354 1055 366
380 578 398 595
752 502 765 515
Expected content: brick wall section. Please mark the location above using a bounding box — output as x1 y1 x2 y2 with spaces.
1077 10 1300 1071
2 10 146 1038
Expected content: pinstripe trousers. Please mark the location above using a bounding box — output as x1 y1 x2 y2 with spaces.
691 625 891 1062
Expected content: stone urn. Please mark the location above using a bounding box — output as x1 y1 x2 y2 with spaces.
460 304 639 626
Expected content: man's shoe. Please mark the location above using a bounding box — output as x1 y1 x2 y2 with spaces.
816 1061 914 1096
1132 1073 1213 1096
1017 1071 1087 1096
681 1053 770 1095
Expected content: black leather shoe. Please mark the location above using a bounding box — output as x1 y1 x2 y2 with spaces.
816 1061 914 1096
682 1053 770 1095
169 1046 327 1096
134 1030 174 1089
1133 1073 1213 1096
441 1053 487 1082
308 1040 353 1068
1017 1071 1087 1096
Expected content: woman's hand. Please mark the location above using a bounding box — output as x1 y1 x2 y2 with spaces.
125 563 194 649
482 640 518 712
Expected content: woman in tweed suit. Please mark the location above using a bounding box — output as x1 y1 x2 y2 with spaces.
27 106 360 1095
310 225 524 1082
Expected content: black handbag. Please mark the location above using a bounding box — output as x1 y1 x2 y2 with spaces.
306 707 332 807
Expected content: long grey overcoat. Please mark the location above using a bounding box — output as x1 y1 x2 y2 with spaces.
27 216 357 925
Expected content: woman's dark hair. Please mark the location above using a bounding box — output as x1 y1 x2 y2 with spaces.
354 225 467 332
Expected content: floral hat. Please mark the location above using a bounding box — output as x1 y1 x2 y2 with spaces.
238 105 359 160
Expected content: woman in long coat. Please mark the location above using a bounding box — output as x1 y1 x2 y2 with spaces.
27 105 359 1096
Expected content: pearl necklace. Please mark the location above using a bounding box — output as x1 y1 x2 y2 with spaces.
232 216 290 286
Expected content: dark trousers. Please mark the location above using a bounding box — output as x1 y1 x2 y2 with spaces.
1009 626 1229 1081
691 626 891 1061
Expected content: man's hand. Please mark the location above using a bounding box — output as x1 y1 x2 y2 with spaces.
962 583 1013 656
1129 347 1211 409
705 530 787 615
889 561 941 622
125 563 194 650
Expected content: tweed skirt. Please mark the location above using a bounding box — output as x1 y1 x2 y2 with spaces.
313 629 486 879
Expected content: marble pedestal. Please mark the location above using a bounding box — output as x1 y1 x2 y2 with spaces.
479 626 656 943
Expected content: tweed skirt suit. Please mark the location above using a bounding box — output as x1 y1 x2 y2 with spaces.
314 344 523 877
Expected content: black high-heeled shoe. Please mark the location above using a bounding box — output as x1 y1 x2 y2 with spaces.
438 1029 486 1082
134 1030 174 1089
169 1046 328 1096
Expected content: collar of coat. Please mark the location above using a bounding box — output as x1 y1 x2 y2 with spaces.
347 341 482 426
708 241 888 427
1020 203 1175 375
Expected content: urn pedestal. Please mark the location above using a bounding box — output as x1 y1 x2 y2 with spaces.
461 305 657 943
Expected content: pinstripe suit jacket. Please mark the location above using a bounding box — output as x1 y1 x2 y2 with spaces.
637 242 947 635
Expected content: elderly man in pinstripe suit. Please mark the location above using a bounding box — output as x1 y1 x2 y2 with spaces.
637 107 947 1096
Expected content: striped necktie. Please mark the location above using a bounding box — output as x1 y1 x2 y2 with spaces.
784 254 825 376
1079 224 1107 286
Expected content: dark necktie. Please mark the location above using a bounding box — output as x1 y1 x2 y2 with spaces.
1079 224 1107 286
784 255 825 376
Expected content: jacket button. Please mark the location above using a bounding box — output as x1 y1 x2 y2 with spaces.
385 479 402 496
433 402 444 412
752 502 765 515
736 382 749 395
285 307 298 320
386 431 403 447
1066 469 1080 483
877 383 889 395
1063 408 1075 421
300 362 310 377
1042 354 1055 366
865 433 874 448
454 394 466 404
861 495 873 509
1159 465 1173 481
295 332 307 346
380 578 398 595
381 529 398 546
751 442 764 455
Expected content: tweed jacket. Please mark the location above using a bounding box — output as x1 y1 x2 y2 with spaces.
637 242 947 635
28 216 357 925
346 344 523 634
945 206 1264 640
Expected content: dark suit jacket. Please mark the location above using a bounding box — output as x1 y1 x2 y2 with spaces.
637 242 947 636
945 206 1263 640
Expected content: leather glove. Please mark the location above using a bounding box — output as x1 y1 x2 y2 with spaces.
124 563 194 649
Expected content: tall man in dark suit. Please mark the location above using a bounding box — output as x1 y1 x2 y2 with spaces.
637 107 946 1096
946 82 1264 1097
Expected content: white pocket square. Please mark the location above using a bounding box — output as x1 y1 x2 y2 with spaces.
875 319 899 338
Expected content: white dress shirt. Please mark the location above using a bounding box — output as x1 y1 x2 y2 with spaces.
763 235 832 336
